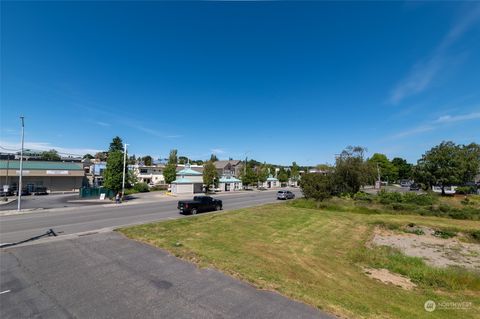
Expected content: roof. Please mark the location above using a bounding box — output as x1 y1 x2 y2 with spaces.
267 175 278 181
171 177 193 184
214 160 242 169
219 176 242 183
176 168 202 176
0 160 83 170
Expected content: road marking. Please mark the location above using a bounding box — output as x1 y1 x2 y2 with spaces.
0 290 11 295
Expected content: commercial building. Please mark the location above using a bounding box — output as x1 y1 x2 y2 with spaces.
171 164 203 194
0 160 86 192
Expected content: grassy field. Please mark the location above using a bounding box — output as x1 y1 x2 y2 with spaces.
120 201 480 319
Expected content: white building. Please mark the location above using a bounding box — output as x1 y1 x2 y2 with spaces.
218 175 242 192
171 164 203 194
262 175 280 189
131 164 166 185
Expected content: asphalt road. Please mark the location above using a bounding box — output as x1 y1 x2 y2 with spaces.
0 189 302 245
0 188 334 319
0 232 332 319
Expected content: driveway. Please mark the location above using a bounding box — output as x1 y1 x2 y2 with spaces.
0 232 333 319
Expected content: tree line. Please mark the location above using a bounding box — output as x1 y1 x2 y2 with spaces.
301 141 480 200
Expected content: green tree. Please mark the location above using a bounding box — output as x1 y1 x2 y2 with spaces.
83 153 94 160
178 156 189 164
203 161 218 192
240 164 257 188
163 149 178 185
333 146 375 194
210 154 219 162
277 167 289 184
142 155 153 166
128 154 137 165
300 173 333 201
103 151 125 193
109 136 124 153
256 163 269 186
391 157 412 180
368 153 398 183
40 149 61 161
414 141 480 195
290 162 300 181
95 152 107 161
168 149 178 164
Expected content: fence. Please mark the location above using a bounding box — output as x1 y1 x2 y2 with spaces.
79 187 114 199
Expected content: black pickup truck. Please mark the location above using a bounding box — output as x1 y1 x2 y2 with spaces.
178 196 223 215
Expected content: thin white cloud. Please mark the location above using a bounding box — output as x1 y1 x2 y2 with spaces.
0 140 101 156
434 112 480 123
389 4 480 104
392 110 480 139
96 121 110 127
392 125 435 139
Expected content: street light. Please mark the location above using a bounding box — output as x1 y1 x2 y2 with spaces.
121 143 129 199
18 116 25 211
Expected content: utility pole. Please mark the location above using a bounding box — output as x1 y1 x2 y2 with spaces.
121 143 128 199
376 162 381 189
18 116 25 211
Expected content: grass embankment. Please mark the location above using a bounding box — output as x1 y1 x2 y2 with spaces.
120 201 480 319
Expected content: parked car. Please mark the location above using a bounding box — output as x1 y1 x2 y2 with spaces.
0 189 14 197
400 180 411 187
14 188 31 196
33 186 49 195
277 190 295 200
409 183 420 191
178 196 223 215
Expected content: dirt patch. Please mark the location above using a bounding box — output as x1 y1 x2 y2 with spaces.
372 226 480 269
363 267 416 290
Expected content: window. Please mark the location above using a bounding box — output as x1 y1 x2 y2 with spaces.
140 169 148 174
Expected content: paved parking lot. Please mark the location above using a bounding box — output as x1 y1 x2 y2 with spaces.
1 231 332 319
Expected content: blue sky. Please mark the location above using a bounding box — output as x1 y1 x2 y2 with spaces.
1 1 479 166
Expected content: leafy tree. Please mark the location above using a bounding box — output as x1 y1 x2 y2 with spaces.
128 154 137 165
256 163 269 186
109 136 124 153
277 167 289 183
333 146 375 194
240 164 257 188
40 149 61 161
290 162 300 181
103 151 125 193
203 161 218 191
368 153 398 183
83 153 94 160
300 173 333 201
178 156 189 164
95 152 107 161
163 149 178 185
142 155 153 166
210 154 219 162
163 164 177 185
168 149 178 164
391 157 412 180
414 141 480 195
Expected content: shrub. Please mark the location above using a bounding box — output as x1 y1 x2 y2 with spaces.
300 173 334 201
433 230 456 239
133 182 150 193
353 191 372 202
378 189 403 204
150 184 168 191
402 192 436 205
456 186 476 195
